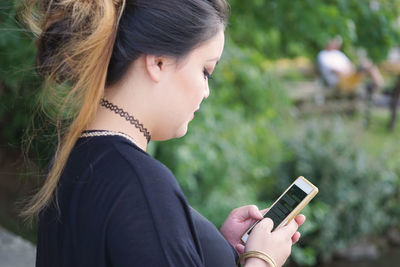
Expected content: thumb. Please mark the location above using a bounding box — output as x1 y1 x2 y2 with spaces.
235 205 263 221
253 217 274 234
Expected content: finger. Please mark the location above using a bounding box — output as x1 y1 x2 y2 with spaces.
291 231 301 244
255 217 274 233
235 244 245 255
236 205 263 221
259 207 270 215
248 205 263 220
294 214 306 226
281 218 299 236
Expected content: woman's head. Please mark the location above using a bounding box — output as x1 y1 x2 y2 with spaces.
107 0 229 86
135 29 225 140
20 0 229 219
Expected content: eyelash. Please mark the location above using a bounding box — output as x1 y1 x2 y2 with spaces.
203 68 212 80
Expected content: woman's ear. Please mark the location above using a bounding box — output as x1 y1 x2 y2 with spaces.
145 54 165 82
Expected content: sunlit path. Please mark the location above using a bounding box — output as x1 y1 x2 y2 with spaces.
0 226 35 267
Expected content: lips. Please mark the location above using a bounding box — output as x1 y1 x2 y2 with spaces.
191 108 199 120
190 106 200 121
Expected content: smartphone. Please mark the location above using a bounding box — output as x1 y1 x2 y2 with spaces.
241 176 318 243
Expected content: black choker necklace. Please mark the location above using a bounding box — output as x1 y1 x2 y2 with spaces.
100 98 151 143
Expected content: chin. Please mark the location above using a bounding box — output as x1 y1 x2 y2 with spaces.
175 124 189 138
153 124 188 141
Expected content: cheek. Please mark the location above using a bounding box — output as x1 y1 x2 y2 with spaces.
178 70 205 104
160 72 200 116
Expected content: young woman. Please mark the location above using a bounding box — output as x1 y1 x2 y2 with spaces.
21 0 305 266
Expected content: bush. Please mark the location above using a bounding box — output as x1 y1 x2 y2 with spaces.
0 1 42 145
271 118 399 265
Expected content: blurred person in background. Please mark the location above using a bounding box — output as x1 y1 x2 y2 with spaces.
317 36 384 93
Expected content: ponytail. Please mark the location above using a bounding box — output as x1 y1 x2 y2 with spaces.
19 0 126 221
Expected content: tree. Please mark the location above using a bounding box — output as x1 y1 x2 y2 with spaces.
228 0 400 61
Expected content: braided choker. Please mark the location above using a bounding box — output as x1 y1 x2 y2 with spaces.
100 98 151 143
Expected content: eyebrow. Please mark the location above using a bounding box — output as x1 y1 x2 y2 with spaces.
207 57 220 65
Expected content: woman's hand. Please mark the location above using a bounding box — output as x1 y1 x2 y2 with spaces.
220 205 305 255
220 205 264 255
244 216 305 267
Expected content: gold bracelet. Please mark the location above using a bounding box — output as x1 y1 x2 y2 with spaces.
238 251 277 267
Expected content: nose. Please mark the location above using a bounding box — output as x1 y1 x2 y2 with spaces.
204 83 210 99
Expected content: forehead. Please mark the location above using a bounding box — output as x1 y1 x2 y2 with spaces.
193 30 225 57
177 30 225 66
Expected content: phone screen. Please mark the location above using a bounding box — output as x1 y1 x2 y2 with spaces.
250 184 308 233
264 184 307 230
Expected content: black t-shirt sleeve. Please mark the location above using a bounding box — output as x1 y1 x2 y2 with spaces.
105 148 204 267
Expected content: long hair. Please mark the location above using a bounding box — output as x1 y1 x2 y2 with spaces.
19 0 229 221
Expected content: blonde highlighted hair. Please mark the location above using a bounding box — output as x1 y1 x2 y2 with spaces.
19 0 126 220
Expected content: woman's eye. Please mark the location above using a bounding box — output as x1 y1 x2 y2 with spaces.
203 68 212 80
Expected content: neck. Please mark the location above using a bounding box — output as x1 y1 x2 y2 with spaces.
87 99 150 152
88 61 156 151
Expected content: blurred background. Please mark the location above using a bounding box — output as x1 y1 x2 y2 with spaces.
1 0 400 266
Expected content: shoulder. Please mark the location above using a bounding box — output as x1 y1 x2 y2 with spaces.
72 135 179 190
109 139 182 194
111 140 175 179
66 135 192 231
63 135 185 213
317 50 330 61
336 50 350 61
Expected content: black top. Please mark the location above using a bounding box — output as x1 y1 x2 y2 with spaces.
36 134 238 267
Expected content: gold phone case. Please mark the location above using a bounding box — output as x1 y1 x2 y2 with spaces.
271 176 318 230
241 176 318 243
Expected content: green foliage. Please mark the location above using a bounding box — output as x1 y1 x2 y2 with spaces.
0 1 57 166
270 118 399 264
0 1 43 146
228 0 400 61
